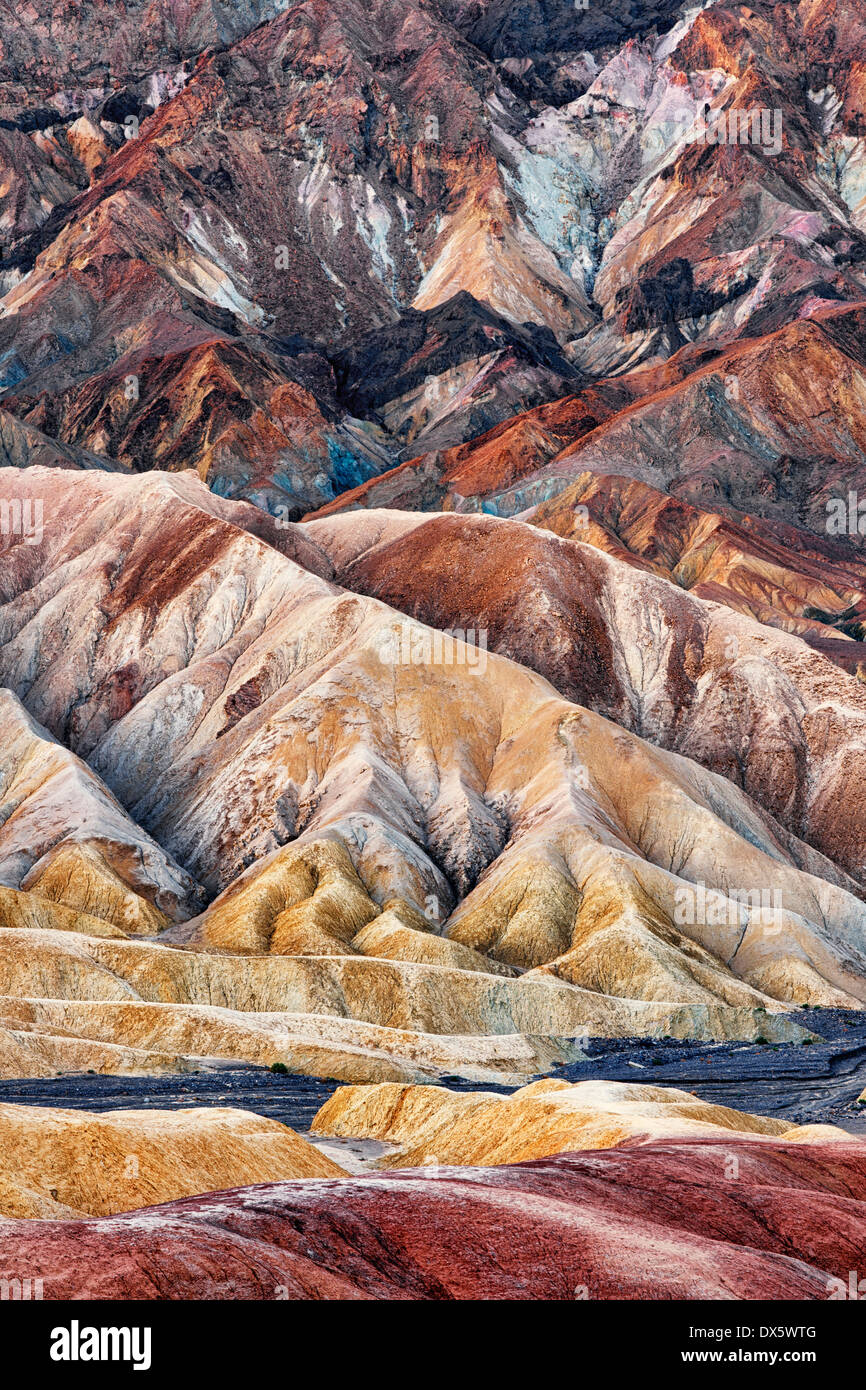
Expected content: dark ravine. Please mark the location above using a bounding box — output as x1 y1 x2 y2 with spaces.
558 1014 866 1132
2 1013 865 1135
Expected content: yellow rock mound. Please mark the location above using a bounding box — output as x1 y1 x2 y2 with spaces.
312 1078 848 1168
0 1102 345 1218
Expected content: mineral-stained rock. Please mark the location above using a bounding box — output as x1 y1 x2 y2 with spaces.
0 0 292 112
0 988 597 1085
1 467 865 1037
1 1136 864 1299
305 505 866 891
312 308 866 528
0 687 201 929
351 909 519 977
177 838 381 957
3 0 866 511
0 409 122 472
173 839 519 974
0 1102 345 1219
311 1077 847 1168
0 0 600 503
2 0 866 1103
7 339 396 519
527 472 866 665
0 930 811 1085
495 313 866 529
0 886 128 940
329 291 582 457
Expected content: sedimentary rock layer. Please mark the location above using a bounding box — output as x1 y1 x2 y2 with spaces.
0 1102 344 1218
305 505 866 884
2 1 866 1102
2 1136 863 1299
1 468 865 1044
311 1077 846 1168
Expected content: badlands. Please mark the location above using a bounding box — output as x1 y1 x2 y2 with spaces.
1 0 866 1303
0 463 862 1092
0 1077 863 1300
0 457 864 1300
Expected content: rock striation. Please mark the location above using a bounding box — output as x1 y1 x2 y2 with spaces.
1 1135 864 1299
0 468 863 1075
0 0 865 1097
311 1077 847 1168
0 1101 344 1218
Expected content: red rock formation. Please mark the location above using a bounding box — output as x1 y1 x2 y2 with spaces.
1 0 866 1122
3 0 866 525
314 305 866 532
1 1136 863 1299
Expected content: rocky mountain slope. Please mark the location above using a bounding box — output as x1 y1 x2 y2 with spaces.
3 0 866 1306
304 507 866 881
1 464 864 1086
2 0 863 519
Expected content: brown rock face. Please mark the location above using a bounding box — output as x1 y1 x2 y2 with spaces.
0 2 863 1071
313 308 866 530
0 463 859 1091
2 0 866 541
2 5 866 1306
305 507 866 885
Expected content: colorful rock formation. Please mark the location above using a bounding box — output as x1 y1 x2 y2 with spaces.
311 1077 848 1168
1 1136 863 1299
2 0 866 1304
0 463 863 1087
0 1102 344 1218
